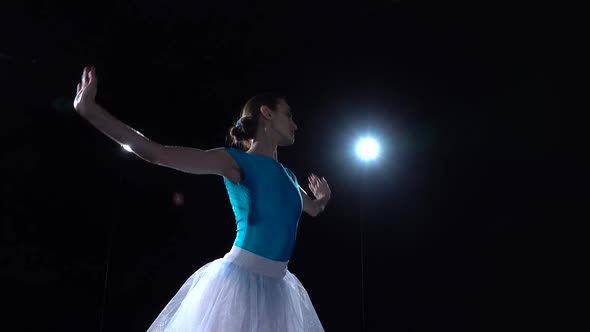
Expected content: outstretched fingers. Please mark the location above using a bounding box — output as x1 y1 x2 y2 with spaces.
308 173 327 191
82 66 88 86
89 66 96 84
308 174 317 187
311 174 325 184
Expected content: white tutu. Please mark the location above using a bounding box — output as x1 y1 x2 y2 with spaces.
147 246 324 331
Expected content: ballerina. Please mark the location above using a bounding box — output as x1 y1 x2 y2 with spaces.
74 66 331 331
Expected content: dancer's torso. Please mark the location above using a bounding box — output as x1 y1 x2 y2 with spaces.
223 147 303 261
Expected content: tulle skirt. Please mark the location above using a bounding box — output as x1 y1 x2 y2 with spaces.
147 246 324 331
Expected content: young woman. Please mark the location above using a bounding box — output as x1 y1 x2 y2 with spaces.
74 66 330 331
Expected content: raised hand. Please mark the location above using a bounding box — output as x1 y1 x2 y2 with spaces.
73 66 98 115
308 173 331 200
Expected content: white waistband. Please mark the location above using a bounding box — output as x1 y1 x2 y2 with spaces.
223 246 288 279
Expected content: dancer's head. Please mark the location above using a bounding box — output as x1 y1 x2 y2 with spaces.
228 93 298 150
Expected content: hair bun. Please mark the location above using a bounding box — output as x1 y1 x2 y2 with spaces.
229 122 246 141
226 93 285 150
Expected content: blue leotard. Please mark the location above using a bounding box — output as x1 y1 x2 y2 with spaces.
223 147 303 262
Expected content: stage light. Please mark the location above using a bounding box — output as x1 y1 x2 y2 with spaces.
355 137 380 161
121 144 133 152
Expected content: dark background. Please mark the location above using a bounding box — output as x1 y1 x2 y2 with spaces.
1 2 581 331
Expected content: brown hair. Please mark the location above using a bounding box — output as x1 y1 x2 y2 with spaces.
227 93 285 150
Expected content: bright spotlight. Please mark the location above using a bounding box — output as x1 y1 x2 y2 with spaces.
355 137 380 161
121 144 133 152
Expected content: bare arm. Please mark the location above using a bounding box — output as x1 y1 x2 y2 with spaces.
73 66 240 180
80 101 161 163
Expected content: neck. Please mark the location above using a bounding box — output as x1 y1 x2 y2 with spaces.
247 140 278 161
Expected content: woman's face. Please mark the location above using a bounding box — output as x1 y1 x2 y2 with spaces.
271 99 298 146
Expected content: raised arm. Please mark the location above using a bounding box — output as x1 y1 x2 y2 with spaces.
73 66 240 181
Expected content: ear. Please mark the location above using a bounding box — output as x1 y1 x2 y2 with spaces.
259 105 273 121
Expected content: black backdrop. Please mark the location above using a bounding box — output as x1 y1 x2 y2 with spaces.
1 3 579 331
